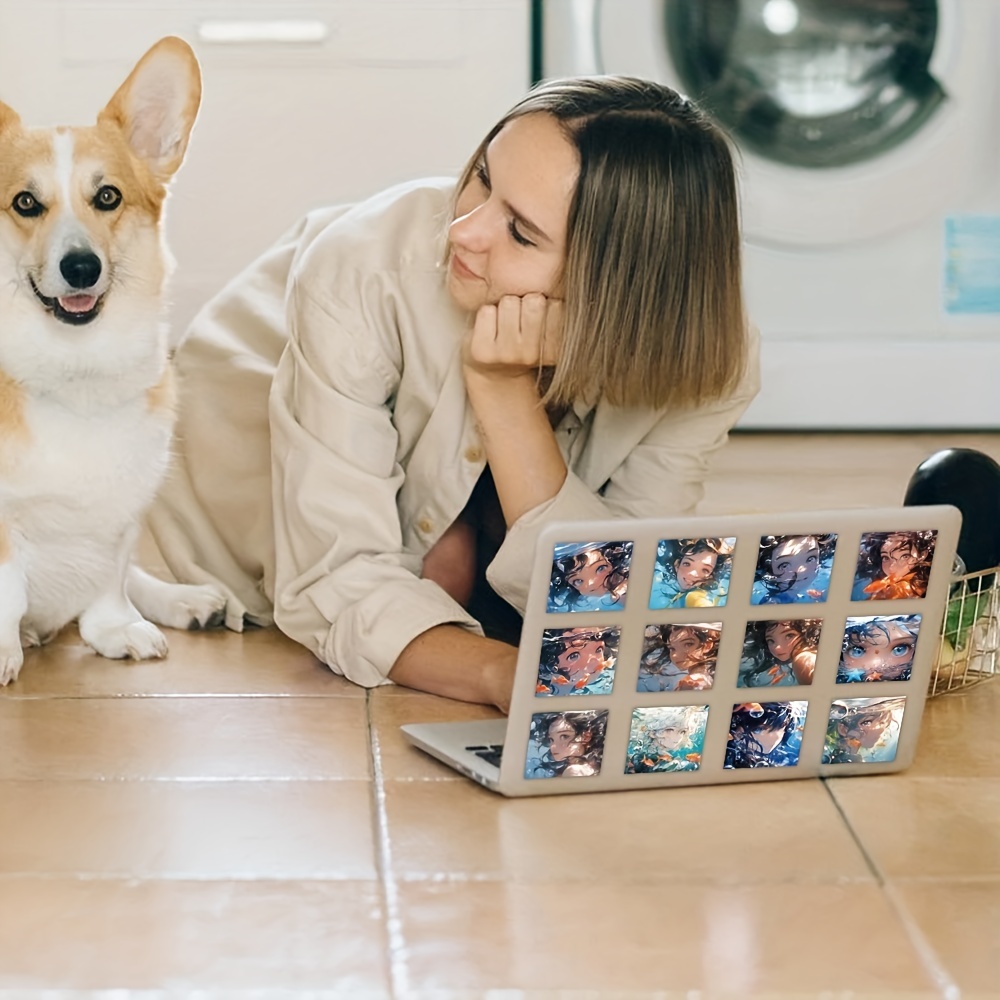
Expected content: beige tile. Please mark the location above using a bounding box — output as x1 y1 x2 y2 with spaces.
4 626 361 698
828 776 1000 878
395 880 939 995
383 778 872 884
0 780 377 878
0 696 370 780
370 689 504 781
911 680 1000 777
703 432 1000 514
893 880 1000 997
0 877 390 992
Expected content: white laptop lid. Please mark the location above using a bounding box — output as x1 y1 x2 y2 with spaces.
490 505 960 797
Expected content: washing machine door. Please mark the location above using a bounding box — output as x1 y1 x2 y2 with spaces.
582 0 996 247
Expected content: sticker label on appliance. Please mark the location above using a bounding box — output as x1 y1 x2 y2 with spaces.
945 215 1000 314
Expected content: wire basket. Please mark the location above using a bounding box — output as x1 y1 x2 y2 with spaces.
929 564 1000 696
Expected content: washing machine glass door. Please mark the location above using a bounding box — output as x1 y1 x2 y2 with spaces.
590 0 995 247
666 0 944 169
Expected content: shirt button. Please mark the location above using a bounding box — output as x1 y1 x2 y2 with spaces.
464 446 483 463
417 518 434 534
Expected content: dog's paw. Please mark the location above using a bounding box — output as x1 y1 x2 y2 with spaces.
130 574 228 631
0 644 24 686
85 620 169 661
19 626 55 649
172 584 228 631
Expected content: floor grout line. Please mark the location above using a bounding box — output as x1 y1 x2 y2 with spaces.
821 778 961 1000
366 689 410 1000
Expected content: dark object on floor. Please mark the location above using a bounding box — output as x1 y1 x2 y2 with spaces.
904 448 1000 587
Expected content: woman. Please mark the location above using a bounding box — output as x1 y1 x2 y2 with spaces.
144 76 759 710
525 710 609 778
626 705 708 773
650 536 734 609
535 625 618 696
546 540 633 612
751 534 837 605
724 701 806 769
851 530 936 600
636 623 720 692
836 616 921 683
738 619 822 687
823 697 905 764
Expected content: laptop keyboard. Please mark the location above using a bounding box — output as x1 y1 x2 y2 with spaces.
465 743 504 768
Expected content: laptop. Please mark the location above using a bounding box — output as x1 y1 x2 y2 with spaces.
401 505 960 796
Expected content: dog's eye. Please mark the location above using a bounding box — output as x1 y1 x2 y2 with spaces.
93 185 122 212
12 191 44 217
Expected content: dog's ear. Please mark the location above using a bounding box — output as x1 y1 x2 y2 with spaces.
0 100 21 137
98 36 202 184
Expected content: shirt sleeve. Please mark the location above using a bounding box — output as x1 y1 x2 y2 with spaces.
487 327 762 611
268 269 482 688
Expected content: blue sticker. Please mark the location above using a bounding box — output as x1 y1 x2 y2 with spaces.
945 215 1000 314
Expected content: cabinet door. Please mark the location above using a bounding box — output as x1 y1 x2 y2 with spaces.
0 0 531 333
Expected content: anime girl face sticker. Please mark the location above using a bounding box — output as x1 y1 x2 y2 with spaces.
750 534 837 605
625 705 709 774
837 615 921 682
738 619 823 688
547 540 634 612
535 626 620 696
636 622 722 692
851 530 938 600
723 701 807 769
524 710 609 779
822 697 906 764
649 536 736 610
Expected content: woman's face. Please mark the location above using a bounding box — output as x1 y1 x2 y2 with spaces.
566 549 612 596
651 725 687 752
447 113 578 313
766 623 800 662
841 713 892 749
749 725 785 754
880 534 919 581
675 550 718 590
667 628 709 670
556 632 606 680
843 622 916 680
546 718 589 761
770 536 821 591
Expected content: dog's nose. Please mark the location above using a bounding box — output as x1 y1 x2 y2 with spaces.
60 251 102 290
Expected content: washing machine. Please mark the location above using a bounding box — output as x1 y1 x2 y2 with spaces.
542 0 1000 428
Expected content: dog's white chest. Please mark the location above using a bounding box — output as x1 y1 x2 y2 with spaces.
5 395 172 539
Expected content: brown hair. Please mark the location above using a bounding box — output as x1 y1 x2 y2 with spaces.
455 75 747 410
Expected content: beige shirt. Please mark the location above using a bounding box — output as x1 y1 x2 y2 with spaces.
148 178 760 688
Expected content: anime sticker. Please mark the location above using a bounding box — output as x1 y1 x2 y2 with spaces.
524 710 609 779
738 619 822 687
723 701 808 769
837 615 922 683
636 622 721 692
750 534 837 605
648 537 736 609
535 626 620 696
822 697 906 764
547 541 633 613
625 705 709 774
851 530 938 600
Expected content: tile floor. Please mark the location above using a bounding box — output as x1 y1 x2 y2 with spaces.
1 432 998 998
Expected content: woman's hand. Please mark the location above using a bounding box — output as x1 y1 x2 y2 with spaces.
462 293 563 380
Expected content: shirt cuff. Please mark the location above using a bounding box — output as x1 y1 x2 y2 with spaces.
317 577 484 688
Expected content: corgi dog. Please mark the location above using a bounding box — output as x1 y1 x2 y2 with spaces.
0 36 226 685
